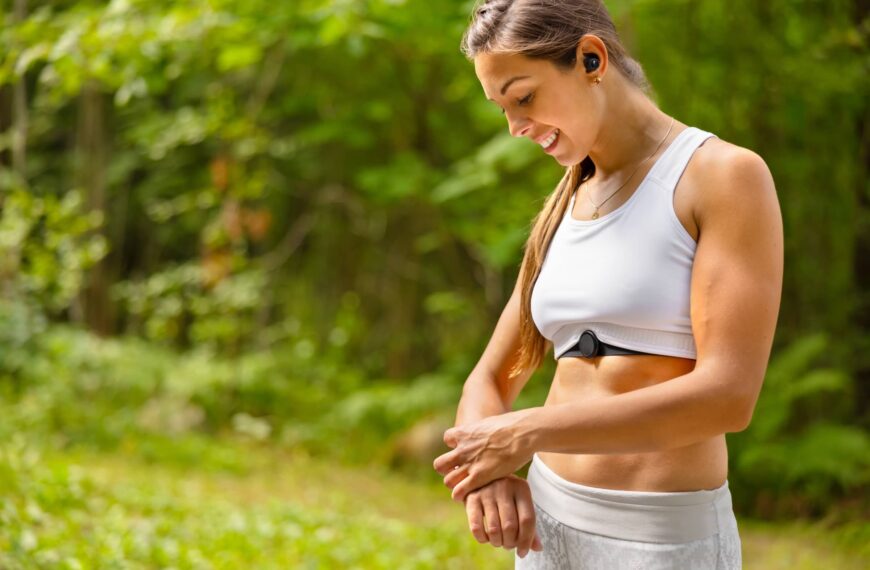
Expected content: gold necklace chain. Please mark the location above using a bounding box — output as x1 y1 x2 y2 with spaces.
583 117 676 220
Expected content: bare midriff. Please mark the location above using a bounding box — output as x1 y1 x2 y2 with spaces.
535 353 728 492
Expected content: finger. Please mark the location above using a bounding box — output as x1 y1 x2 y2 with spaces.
452 468 491 503
497 491 520 550
465 494 489 545
451 470 478 503
481 494 503 548
443 465 469 489
433 449 462 475
513 487 537 557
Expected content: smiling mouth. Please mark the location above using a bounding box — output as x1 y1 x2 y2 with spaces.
540 129 559 151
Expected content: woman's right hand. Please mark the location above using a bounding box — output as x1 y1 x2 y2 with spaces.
462 473 544 558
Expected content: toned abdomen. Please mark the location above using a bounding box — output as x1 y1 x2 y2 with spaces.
535 354 729 492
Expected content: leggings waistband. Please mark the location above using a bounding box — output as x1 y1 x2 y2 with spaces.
527 453 734 543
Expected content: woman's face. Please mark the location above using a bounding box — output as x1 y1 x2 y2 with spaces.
473 51 601 167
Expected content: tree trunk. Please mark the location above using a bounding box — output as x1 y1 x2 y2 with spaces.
76 80 114 335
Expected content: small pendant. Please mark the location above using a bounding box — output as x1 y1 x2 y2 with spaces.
591 210 599 220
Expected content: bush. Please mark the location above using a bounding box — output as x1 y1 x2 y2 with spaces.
0 323 462 468
728 332 870 518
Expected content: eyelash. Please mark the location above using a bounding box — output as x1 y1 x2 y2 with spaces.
501 92 534 114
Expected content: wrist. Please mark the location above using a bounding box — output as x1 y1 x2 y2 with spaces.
511 406 541 462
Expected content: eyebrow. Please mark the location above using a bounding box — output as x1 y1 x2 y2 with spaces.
487 75 531 100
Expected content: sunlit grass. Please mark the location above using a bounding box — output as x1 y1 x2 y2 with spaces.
1 434 866 569
0 435 510 569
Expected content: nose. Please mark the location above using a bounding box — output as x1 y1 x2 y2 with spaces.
506 111 532 138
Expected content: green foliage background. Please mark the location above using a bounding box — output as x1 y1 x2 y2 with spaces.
0 0 867 566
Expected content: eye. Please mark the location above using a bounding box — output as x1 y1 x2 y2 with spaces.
499 92 534 115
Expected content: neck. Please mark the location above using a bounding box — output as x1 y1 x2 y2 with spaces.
586 74 681 180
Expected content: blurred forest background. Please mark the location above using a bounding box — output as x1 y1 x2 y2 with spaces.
0 0 867 567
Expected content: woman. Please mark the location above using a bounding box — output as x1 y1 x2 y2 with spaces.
432 1 783 568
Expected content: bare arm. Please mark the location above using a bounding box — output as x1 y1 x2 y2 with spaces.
454 270 539 427
516 147 784 454
451 270 545 558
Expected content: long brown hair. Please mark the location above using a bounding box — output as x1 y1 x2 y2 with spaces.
460 0 654 380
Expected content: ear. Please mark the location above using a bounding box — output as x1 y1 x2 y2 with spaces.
576 34 608 77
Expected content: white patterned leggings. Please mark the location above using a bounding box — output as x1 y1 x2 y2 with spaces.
515 454 743 569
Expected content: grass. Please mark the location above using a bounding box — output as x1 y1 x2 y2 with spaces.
740 517 869 570
1 433 867 569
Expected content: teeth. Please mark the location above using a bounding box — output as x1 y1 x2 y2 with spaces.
540 129 559 149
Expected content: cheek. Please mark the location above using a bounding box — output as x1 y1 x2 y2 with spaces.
543 89 596 160
551 92 596 142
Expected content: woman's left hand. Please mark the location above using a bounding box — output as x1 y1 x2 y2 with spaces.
433 408 537 503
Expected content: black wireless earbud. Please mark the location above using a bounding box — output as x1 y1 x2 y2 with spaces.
583 54 600 73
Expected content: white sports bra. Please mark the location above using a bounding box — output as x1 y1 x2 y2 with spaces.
530 126 717 360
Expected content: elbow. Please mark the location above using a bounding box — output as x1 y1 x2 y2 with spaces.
727 410 752 434
702 365 763 434
726 390 759 433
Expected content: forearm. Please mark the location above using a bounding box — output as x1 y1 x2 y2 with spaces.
516 368 748 455
454 371 510 427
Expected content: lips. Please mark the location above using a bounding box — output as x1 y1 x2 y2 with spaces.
539 129 560 153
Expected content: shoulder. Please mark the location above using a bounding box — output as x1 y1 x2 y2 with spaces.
687 136 779 230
